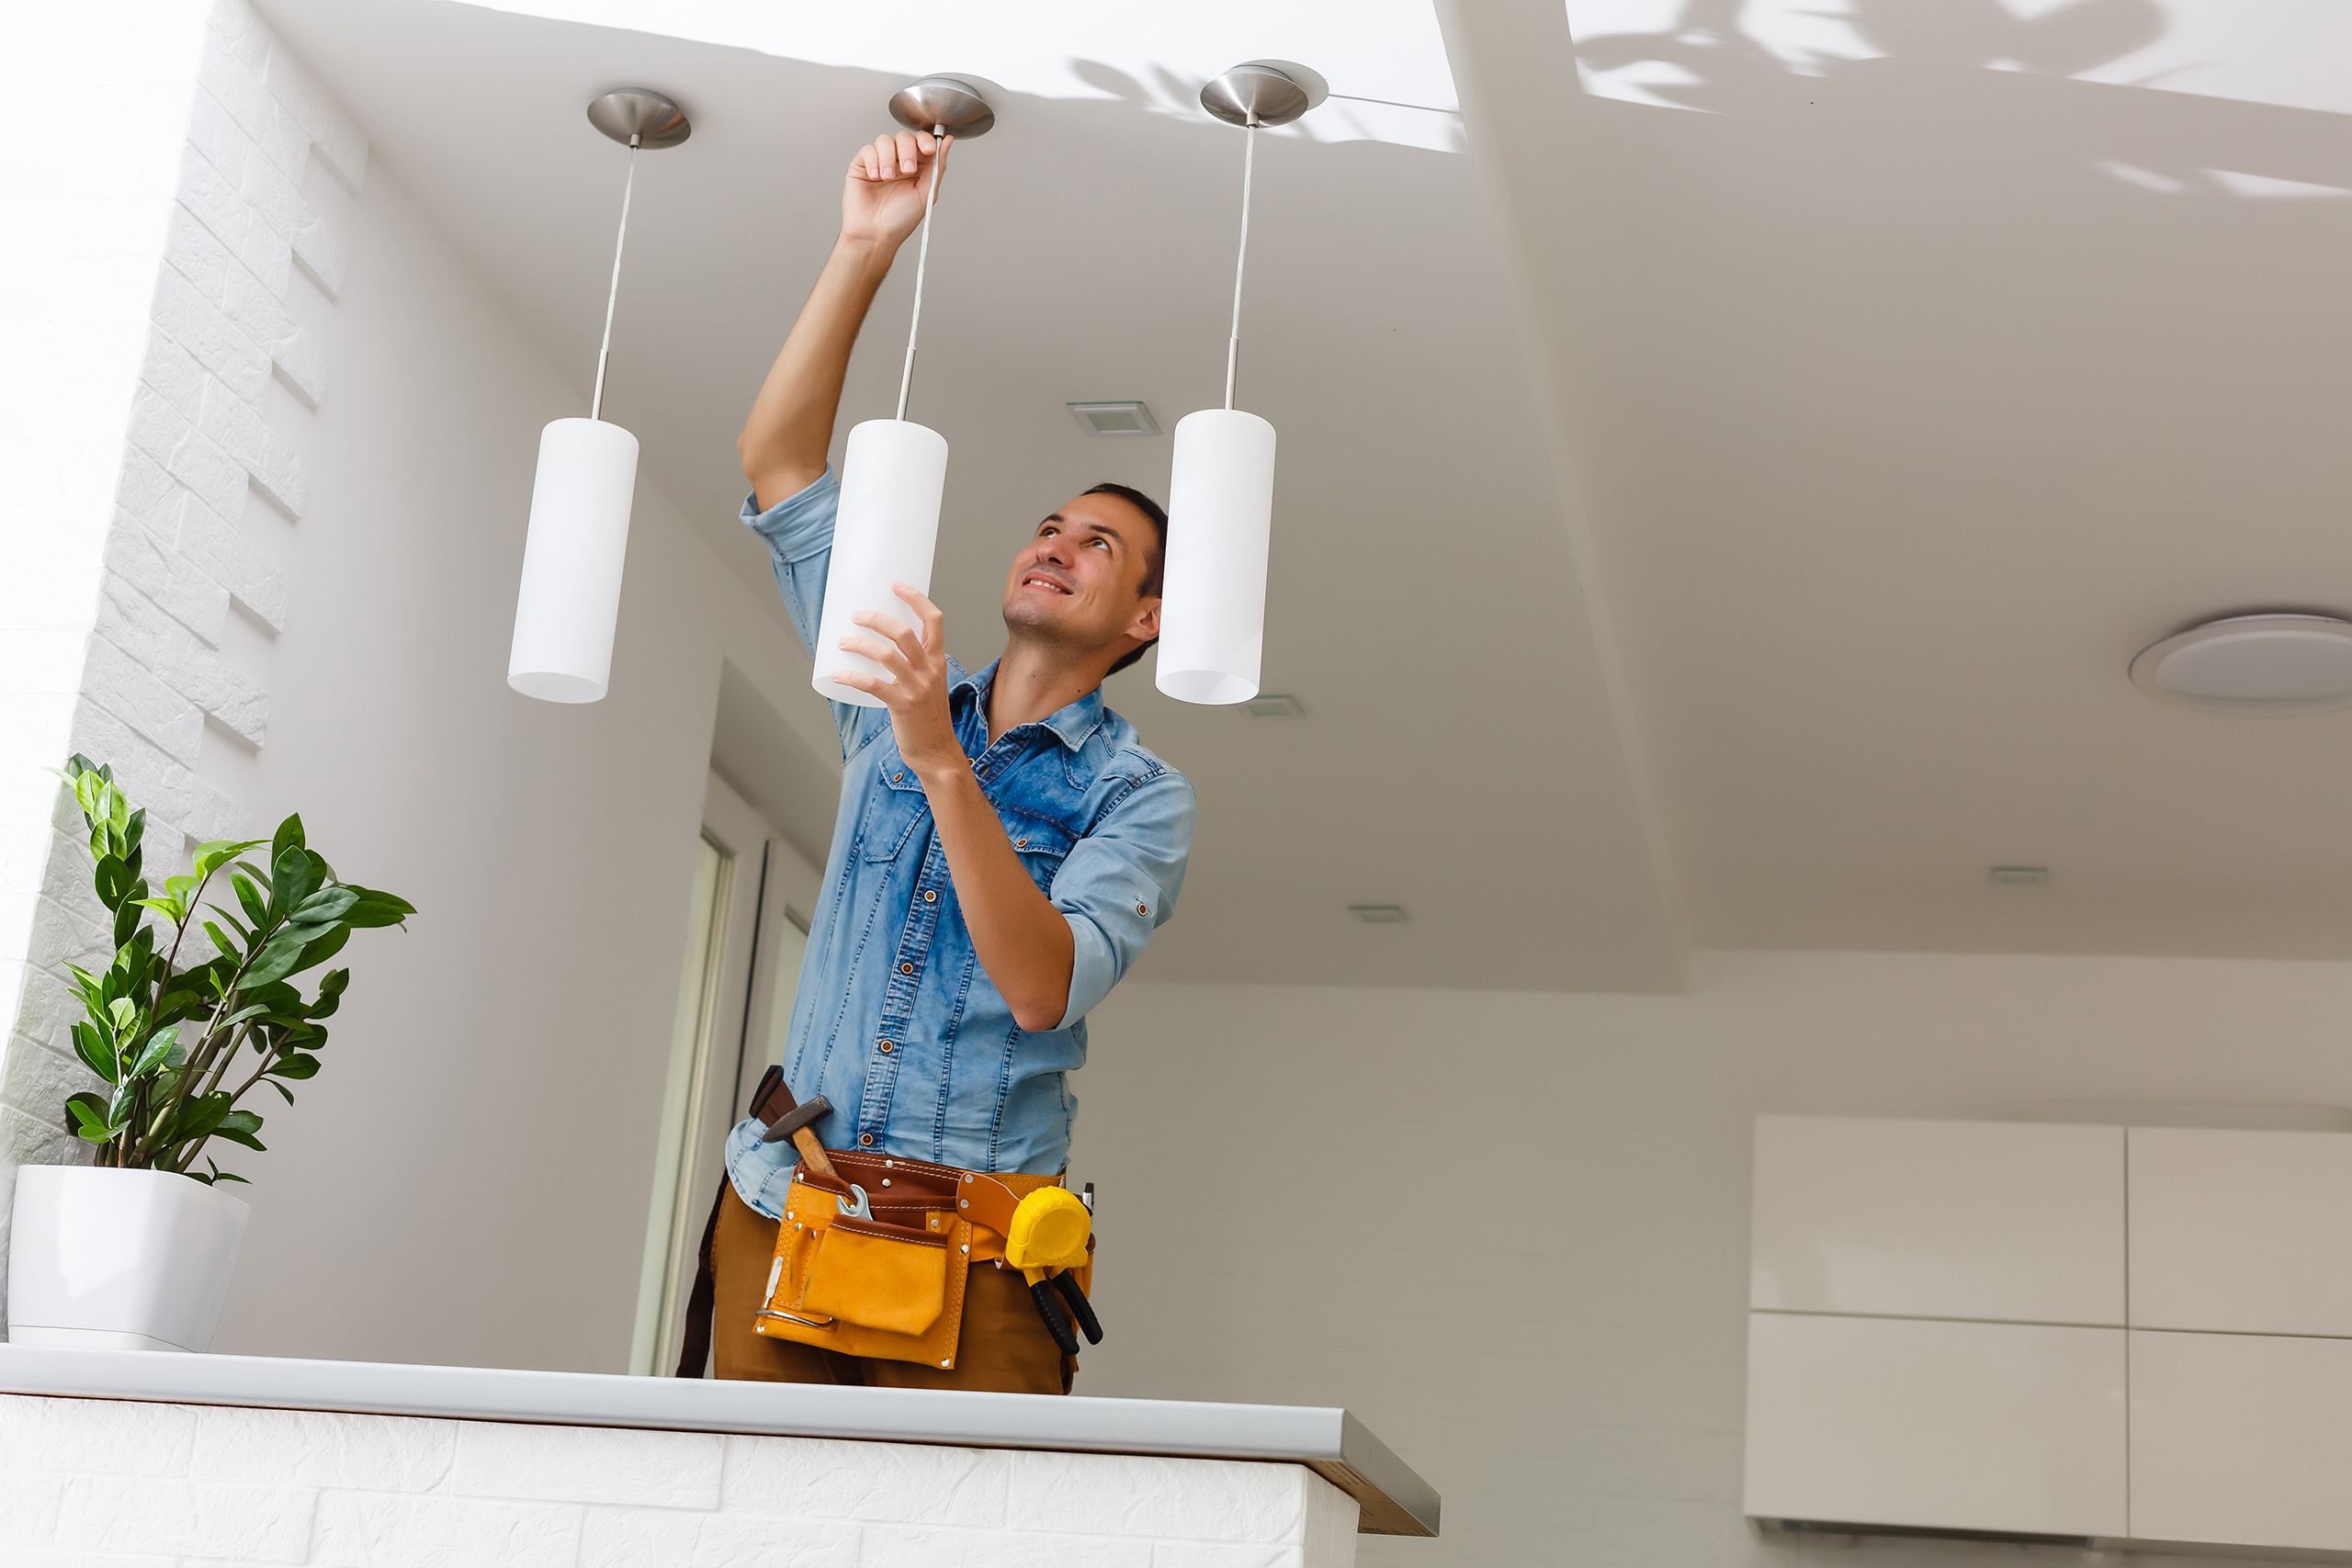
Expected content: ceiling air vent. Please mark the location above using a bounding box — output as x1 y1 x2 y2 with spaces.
1068 400 1159 436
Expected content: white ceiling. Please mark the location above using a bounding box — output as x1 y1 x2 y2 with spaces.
1455 0 2352 961
260 0 2352 987
257 0 1684 992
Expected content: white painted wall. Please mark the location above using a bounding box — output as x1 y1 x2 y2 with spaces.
1066 951 2352 1568
187 108 841 1374
2 0 359 1313
0 0 842 1371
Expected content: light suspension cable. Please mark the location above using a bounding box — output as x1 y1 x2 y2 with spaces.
896 126 953 422
510 89 687 706
1225 118 1257 412
590 134 639 423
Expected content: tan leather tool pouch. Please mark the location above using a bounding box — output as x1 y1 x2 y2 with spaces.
802 1216 948 1337
753 1153 1076 1370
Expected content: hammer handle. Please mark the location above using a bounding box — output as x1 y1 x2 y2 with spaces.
791 1126 838 1182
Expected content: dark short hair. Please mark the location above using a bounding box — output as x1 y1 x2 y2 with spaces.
1082 482 1167 676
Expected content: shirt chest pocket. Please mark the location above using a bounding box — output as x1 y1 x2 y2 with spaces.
1001 814 1075 894
859 750 933 863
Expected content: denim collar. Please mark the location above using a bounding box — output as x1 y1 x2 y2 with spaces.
950 657 1106 753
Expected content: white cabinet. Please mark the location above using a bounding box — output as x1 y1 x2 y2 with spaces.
1750 1115 2123 1325
2128 1126 2352 1337
1744 1313 2128 1538
2131 1329 2352 1551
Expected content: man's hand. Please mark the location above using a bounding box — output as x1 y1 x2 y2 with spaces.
831 584 963 779
842 130 946 254
830 584 1078 1032
737 134 949 509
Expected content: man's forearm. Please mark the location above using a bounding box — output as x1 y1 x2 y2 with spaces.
916 761 1075 1032
739 236 896 511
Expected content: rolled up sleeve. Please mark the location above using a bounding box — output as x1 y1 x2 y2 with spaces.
741 468 839 656
1050 767 1197 1029
744 469 884 758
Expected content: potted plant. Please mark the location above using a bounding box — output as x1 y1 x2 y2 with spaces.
6 756 411 1352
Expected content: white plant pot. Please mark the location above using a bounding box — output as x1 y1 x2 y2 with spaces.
7 1165 249 1352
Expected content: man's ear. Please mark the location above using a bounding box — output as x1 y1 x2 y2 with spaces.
1126 596 1161 646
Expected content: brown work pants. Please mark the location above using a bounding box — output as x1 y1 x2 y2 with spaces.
710 1181 1072 1393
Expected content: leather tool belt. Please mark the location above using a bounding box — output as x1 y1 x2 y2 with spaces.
754 1149 1093 1371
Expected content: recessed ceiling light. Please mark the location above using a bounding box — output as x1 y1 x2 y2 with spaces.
1242 694 1303 717
1068 400 1159 437
1989 866 2049 886
2131 614 2352 710
1349 904 1408 923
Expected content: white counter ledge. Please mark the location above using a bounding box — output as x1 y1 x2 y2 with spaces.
0 1343 1436 1564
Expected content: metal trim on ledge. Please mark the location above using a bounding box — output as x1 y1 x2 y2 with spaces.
0 1345 1438 1537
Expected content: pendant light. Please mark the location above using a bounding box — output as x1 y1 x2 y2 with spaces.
811 77 997 706
1156 63 1317 706
508 91 690 704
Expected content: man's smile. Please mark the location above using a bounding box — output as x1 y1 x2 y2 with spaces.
1020 570 1074 595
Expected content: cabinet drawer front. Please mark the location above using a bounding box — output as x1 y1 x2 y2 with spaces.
1751 1116 2124 1324
1745 1313 2127 1538
2132 1329 2352 1551
2129 1126 2352 1337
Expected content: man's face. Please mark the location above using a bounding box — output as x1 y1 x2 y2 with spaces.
1000 492 1160 657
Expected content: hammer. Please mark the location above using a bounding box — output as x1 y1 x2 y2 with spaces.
751 1065 837 1181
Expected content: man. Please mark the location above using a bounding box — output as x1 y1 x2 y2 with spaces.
704 126 1195 1393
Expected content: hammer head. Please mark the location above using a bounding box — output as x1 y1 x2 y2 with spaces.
752 1066 832 1145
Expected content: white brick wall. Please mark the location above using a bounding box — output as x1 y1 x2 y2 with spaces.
0 0 368 1325
0 1395 1362 1568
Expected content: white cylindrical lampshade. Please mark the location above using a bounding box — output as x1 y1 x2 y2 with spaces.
508 417 639 704
1156 408 1276 705
812 418 949 706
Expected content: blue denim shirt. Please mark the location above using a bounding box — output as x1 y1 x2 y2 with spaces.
723 469 1195 1216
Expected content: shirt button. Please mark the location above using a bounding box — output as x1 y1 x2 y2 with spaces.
859 1134 875 1146
1137 903 1148 916
899 961 915 975
1014 837 1028 849
923 889 937 904
894 772 905 784
877 1041 894 1054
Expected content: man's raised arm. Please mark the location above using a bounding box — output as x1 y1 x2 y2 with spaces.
739 130 947 512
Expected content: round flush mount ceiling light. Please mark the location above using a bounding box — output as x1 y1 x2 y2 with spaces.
2130 614 2352 711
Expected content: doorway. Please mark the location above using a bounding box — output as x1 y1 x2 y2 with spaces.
629 772 819 1375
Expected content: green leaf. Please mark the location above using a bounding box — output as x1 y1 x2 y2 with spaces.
125 807 146 854
232 874 268 930
71 1021 119 1084
105 1078 137 1133
176 1093 233 1142
272 813 306 860
269 845 315 911
94 854 133 908
340 886 415 929
193 838 266 886
238 929 311 990
73 770 107 827
213 1110 266 1152
307 969 350 1021
107 997 137 1034
269 1051 321 1081
129 1025 184 1078
201 920 245 962
65 1091 111 1143
128 898 181 927
296 924 350 971
290 886 359 924
112 897 143 951
259 1078 296 1105
153 987 204 1024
